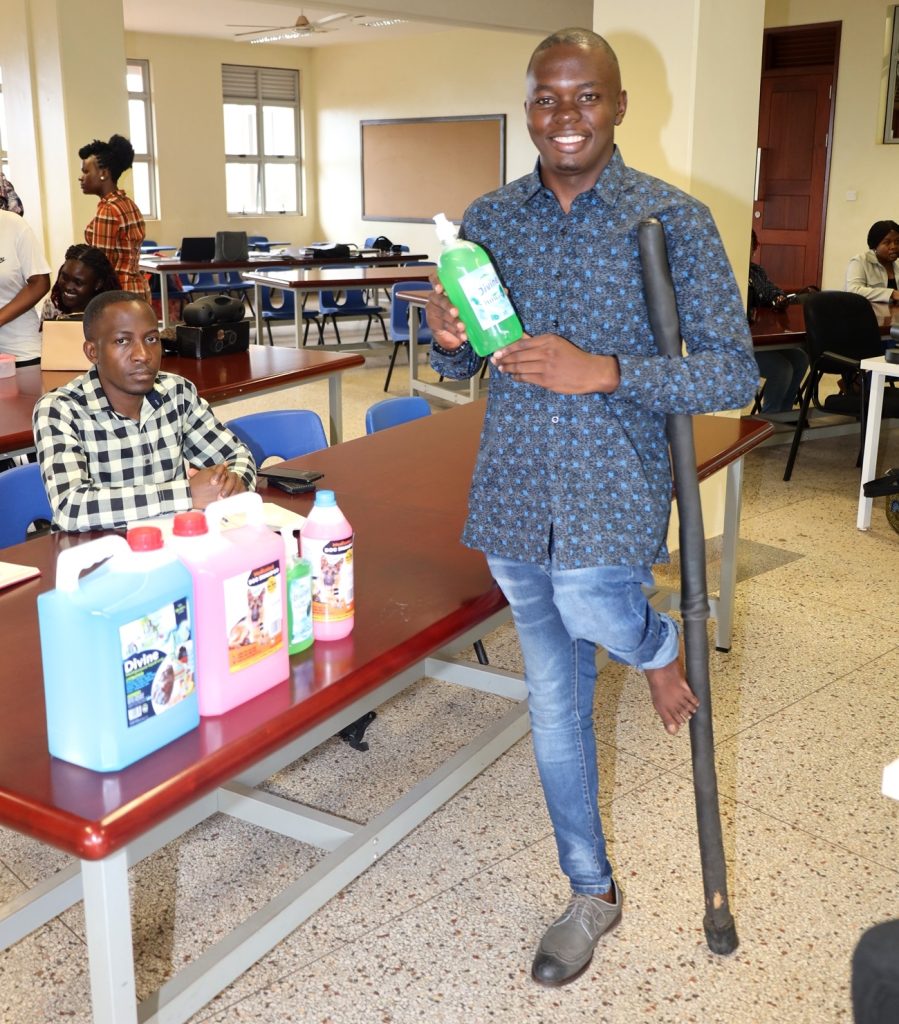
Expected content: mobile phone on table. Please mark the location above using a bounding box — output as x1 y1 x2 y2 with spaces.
259 467 324 494
268 476 318 494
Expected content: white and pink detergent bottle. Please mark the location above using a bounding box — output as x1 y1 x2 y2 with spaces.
300 490 354 641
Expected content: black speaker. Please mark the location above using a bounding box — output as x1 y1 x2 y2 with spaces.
182 295 245 327
175 320 250 359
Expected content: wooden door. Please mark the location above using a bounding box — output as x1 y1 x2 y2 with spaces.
754 69 835 292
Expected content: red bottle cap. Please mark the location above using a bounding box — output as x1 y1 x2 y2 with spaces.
127 526 164 551
172 511 208 536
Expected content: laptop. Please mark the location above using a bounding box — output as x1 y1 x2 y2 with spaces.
178 236 216 262
41 320 92 371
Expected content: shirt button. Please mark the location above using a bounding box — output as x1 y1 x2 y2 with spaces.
551 415 559 424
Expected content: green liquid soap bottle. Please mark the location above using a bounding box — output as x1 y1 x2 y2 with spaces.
282 527 314 655
433 212 523 357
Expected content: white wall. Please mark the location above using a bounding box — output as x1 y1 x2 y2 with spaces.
312 27 543 256
124 32 317 248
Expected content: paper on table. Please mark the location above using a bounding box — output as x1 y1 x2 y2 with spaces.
0 561 40 590
261 503 306 530
136 504 305 536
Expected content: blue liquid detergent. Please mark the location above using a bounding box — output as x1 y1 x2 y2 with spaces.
38 529 200 772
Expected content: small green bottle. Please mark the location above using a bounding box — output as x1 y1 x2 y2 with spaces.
433 212 523 357
283 529 314 654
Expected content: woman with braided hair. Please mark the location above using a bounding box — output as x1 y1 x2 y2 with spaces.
41 244 120 321
78 134 150 299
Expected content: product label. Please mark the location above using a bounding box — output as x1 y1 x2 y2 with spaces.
288 568 314 648
120 596 195 729
304 535 354 623
457 265 517 331
224 561 284 672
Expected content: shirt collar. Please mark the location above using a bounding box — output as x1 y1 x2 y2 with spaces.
522 146 629 209
79 365 163 420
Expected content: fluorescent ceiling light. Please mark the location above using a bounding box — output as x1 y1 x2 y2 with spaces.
354 17 408 28
248 28 302 44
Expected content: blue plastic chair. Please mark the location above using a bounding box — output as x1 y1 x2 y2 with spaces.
182 271 245 304
318 290 387 345
248 235 270 253
0 463 52 548
222 271 254 313
365 396 432 434
385 281 433 392
148 273 190 318
259 286 323 346
226 410 328 467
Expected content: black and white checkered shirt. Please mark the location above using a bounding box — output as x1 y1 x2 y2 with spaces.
33 368 256 532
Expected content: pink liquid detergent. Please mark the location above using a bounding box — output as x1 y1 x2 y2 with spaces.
300 490 354 641
171 492 288 715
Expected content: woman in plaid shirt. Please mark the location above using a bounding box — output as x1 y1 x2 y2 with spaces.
79 134 150 301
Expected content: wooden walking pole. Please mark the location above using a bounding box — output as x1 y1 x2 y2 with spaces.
637 217 739 955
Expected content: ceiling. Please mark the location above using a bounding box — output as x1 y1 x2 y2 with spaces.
121 0 447 47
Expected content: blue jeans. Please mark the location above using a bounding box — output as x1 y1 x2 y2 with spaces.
487 554 679 895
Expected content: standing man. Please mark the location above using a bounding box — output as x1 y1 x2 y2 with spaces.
34 291 254 532
427 29 758 987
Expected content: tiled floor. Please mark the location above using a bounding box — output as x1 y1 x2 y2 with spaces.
3 324 899 1023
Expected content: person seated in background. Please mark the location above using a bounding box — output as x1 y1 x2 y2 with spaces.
0 170 23 216
41 244 120 322
846 220 899 303
748 230 809 413
0 209 51 366
33 291 255 532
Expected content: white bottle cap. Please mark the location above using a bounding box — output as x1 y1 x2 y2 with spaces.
433 212 459 244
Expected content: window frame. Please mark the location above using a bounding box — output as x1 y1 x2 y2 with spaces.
222 64 302 216
126 58 159 218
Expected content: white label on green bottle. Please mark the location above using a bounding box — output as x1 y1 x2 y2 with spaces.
457 265 516 331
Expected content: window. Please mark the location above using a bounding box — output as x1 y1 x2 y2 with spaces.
222 65 301 215
0 66 9 180
126 59 158 217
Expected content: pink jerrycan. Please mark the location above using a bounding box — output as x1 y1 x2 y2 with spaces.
171 491 288 715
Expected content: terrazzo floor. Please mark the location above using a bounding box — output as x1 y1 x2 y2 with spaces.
2 323 898 1023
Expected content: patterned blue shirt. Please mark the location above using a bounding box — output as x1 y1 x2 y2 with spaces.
430 148 759 570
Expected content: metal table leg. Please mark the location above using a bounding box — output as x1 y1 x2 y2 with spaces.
82 850 138 1024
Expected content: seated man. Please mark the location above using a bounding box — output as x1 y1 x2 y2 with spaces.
748 230 808 414
33 290 255 531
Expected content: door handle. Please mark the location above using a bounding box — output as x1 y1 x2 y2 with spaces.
754 147 762 202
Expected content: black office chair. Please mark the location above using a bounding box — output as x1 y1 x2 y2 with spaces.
783 291 899 480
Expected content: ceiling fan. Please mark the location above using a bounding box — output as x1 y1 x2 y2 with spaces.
230 12 349 44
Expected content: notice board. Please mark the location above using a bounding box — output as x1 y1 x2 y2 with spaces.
361 115 506 223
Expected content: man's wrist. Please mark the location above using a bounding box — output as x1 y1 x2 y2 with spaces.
432 338 469 357
593 354 620 393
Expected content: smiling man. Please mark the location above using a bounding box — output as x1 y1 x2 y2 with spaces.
426 29 758 986
33 291 254 532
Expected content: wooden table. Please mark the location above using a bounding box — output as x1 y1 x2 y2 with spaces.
0 404 771 1023
0 347 364 454
140 253 428 329
244 266 435 350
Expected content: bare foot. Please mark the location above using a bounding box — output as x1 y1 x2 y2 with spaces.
644 658 699 735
